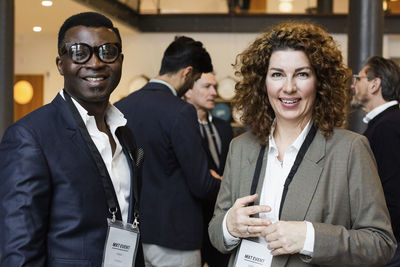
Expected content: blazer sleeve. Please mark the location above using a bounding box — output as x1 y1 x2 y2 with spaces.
0 124 51 267
306 135 397 266
208 140 240 253
170 103 220 200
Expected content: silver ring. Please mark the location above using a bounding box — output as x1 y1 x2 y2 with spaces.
245 225 250 235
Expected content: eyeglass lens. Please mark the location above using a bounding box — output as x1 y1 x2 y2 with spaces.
352 75 360 84
68 43 120 64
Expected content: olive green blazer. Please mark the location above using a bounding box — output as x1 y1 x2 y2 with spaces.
209 128 396 267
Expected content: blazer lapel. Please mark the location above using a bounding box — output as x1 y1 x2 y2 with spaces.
280 131 325 221
272 131 325 267
54 93 125 220
53 94 85 150
255 147 268 206
237 141 269 208
53 93 99 167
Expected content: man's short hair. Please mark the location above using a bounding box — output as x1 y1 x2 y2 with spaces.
159 36 213 75
365 56 400 102
58 12 121 55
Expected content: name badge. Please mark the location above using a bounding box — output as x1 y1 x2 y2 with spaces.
234 239 270 267
102 218 139 267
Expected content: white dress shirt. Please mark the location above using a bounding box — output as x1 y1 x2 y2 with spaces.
60 90 131 222
150 78 177 96
198 114 222 168
222 120 315 266
363 100 399 124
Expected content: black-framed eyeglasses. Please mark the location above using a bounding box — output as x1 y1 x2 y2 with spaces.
60 43 121 64
352 74 369 84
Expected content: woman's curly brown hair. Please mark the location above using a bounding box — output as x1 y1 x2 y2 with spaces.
233 21 351 145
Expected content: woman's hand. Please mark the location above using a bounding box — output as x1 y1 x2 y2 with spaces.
263 221 307 255
226 194 272 238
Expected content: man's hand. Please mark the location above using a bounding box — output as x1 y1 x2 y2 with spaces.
210 169 221 179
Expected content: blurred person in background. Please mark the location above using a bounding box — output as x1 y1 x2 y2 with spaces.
115 36 221 267
185 72 233 267
351 55 400 267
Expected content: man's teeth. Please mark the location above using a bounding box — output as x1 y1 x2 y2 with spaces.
85 77 104 81
281 99 299 104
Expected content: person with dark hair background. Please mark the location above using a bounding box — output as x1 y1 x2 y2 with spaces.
0 12 144 266
351 56 400 267
115 36 221 267
208 22 396 267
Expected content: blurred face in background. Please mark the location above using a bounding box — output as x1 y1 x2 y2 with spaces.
351 66 372 110
185 72 218 112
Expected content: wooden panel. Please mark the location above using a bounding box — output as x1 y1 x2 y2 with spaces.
14 75 44 121
388 1 400 14
249 0 267 13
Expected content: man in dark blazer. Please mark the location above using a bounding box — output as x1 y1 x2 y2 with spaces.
351 56 400 267
0 12 144 267
185 72 233 266
115 36 221 267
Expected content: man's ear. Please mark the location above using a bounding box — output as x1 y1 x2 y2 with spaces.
370 77 381 94
182 66 193 79
56 56 64 76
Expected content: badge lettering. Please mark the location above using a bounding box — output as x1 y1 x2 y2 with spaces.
112 242 131 251
244 254 265 264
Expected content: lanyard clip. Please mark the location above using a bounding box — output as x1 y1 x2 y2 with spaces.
109 207 118 223
132 212 139 229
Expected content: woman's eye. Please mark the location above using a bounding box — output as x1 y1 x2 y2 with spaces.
271 72 283 78
297 72 310 78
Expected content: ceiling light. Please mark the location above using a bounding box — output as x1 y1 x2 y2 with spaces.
279 2 293 12
33 26 42 32
41 1 53 7
14 81 34 105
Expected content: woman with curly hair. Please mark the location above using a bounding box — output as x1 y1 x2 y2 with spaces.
208 22 396 267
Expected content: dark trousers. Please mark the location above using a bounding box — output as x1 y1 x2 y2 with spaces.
201 199 230 267
385 242 400 267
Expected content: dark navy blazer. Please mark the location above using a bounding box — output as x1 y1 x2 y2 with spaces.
115 82 221 250
364 104 400 242
0 93 144 267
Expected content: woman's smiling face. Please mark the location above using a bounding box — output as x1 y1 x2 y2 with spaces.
266 49 317 125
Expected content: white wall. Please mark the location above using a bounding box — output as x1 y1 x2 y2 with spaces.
15 32 260 104
140 0 228 13
15 31 352 105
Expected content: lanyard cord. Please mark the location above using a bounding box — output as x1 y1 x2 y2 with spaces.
249 125 317 219
63 91 122 221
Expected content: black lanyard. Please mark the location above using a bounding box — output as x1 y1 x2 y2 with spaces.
63 91 122 221
249 125 317 219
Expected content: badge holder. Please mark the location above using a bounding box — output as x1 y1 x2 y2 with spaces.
233 238 270 267
102 210 140 267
